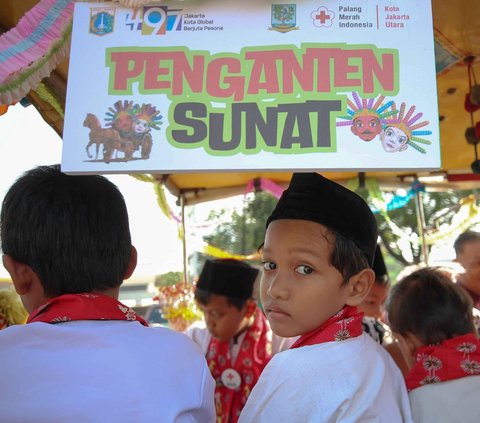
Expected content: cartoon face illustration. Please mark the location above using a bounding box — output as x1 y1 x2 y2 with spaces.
133 118 149 134
336 93 398 143
113 114 133 133
380 126 409 152
351 116 382 141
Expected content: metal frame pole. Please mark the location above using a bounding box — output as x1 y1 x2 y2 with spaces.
180 194 188 283
414 189 429 264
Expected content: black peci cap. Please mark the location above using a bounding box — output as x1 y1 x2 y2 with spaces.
196 259 258 299
266 173 378 265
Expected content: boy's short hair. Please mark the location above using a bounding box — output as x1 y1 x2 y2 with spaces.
386 267 475 345
329 231 371 286
195 259 258 310
454 230 480 255
0 165 132 297
266 172 377 285
372 244 390 286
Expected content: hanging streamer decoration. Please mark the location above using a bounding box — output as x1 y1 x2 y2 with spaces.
346 177 424 215
0 0 74 105
33 82 65 118
346 177 480 246
203 244 260 261
425 195 480 245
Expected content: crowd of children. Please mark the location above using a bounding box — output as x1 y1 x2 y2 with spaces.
1 166 480 422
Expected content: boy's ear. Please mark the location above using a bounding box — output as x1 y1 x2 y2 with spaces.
123 246 137 280
244 299 257 318
345 268 375 306
2 254 38 295
394 333 422 370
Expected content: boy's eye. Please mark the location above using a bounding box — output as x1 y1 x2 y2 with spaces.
208 311 222 319
295 265 314 275
262 261 276 271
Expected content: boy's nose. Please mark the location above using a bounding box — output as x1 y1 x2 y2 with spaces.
204 316 215 330
265 273 289 300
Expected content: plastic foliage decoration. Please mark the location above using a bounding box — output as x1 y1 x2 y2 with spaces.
155 282 202 332
0 289 28 329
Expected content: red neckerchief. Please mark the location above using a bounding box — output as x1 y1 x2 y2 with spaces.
406 333 480 391
291 305 363 349
27 293 148 326
207 307 272 423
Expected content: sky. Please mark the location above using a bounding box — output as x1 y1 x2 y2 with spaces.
0 103 244 280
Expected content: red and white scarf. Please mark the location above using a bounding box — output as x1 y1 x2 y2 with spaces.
291 305 364 349
27 293 148 326
406 333 480 391
207 307 272 423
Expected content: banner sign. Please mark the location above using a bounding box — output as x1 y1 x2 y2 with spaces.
62 0 439 174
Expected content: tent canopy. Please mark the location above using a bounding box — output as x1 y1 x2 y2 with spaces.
1 0 480 204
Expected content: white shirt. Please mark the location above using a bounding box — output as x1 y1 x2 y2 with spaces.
408 376 480 423
238 333 413 423
185 320 297 361
0 320 216 422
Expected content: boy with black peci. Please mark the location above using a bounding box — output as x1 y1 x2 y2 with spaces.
186 258 294 423
238 172 412 423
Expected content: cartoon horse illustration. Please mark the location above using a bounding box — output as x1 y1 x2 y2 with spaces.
83 113 126 162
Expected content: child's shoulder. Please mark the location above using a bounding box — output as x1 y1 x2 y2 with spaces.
272 333 380 368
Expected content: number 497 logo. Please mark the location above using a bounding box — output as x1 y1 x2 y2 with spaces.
142 6 183 35
124 6 183 35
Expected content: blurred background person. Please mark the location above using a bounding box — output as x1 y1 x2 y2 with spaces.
454 230 480 309
386 267 480 423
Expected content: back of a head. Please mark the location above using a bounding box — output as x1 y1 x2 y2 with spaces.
386 267 475 345
0 165 132 297
195 259 258 308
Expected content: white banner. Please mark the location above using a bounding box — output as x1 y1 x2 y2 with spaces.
62 0 439 174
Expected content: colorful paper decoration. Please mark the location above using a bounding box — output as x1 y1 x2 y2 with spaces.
203 244 260 261
0 0 73 105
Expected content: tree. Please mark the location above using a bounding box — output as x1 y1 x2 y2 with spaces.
155 271 183 287
272 5 295 25
203 184 480 277
203 191 277 255
371 187 479 269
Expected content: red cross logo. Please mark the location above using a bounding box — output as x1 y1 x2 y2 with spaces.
311 7 335 28
315 10 330 24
